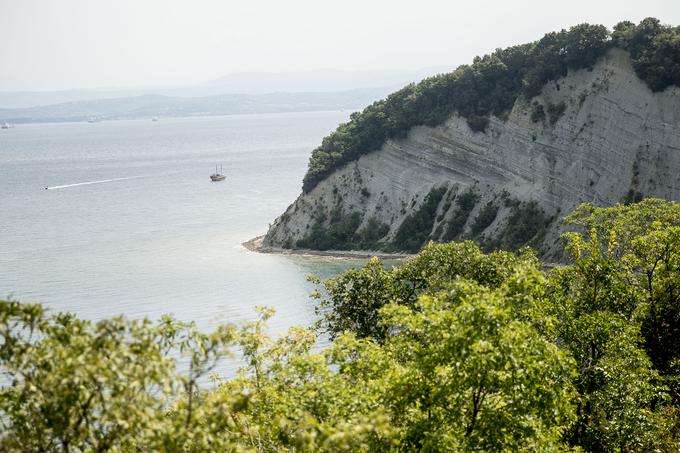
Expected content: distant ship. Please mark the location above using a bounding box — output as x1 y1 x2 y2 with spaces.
210 164 226 182
1 122 12 129
152 116 159 122
87 117 101 123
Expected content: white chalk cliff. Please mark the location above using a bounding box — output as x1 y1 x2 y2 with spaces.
264 49 680 257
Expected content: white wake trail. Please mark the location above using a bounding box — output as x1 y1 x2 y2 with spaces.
45 176 145 190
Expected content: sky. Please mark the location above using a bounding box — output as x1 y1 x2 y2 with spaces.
1 0 679 92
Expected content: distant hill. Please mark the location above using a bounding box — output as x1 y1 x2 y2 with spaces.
199 68 454 94
0 68 454 109
0 88 392 123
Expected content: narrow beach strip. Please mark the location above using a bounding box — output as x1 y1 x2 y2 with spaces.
243 235 413 260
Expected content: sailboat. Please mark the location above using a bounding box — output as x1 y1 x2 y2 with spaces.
210 164 226 182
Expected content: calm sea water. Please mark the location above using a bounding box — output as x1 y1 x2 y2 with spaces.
0 111 361 339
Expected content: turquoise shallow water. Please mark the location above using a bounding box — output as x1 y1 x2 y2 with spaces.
0 111 363 340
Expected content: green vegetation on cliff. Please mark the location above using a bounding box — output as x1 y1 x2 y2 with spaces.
296 206 390 251
2 200 680 451
302 18 680 193
393 186 447 252
293 188 551 254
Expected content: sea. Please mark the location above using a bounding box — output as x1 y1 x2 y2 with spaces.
0 111 364 348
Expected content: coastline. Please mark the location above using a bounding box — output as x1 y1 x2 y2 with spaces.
242 235 413 260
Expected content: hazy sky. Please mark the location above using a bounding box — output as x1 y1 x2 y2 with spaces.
1 0 679 91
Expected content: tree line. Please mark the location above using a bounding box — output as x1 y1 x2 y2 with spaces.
1 199 679 451
302 18 680 193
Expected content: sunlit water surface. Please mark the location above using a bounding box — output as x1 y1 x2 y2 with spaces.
0 112 368 374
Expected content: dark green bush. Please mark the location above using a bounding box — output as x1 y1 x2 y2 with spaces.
443 189 478 241
296 207 362 250
612 18 680 92
498 201 550 251
623 189 645 205
547 101 567 125
531 102 546 123
296 208 390 251
471 202 499 236
393 186 448 252
357 217 390 248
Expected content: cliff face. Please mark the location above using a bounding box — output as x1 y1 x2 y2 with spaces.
264 50 680 257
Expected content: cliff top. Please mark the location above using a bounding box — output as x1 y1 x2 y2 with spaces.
302 18 680 193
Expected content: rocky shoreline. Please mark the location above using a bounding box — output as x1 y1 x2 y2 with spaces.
242 235 412 260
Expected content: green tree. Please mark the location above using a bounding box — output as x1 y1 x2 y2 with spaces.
378 284 576 451
316 241 533 341
2 199 680 451
549 199 680 450
0 301 235 451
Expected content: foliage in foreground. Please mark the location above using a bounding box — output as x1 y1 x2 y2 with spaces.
302 17 680 192
1 199 680 451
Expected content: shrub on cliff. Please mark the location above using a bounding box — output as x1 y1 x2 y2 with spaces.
393 186 447 252
613 17 680 92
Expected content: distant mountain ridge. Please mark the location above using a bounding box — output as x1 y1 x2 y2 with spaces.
0 88 391 124
0 67 454 110
200 67 454 93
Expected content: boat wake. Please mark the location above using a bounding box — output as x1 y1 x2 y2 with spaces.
45 176 145 190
